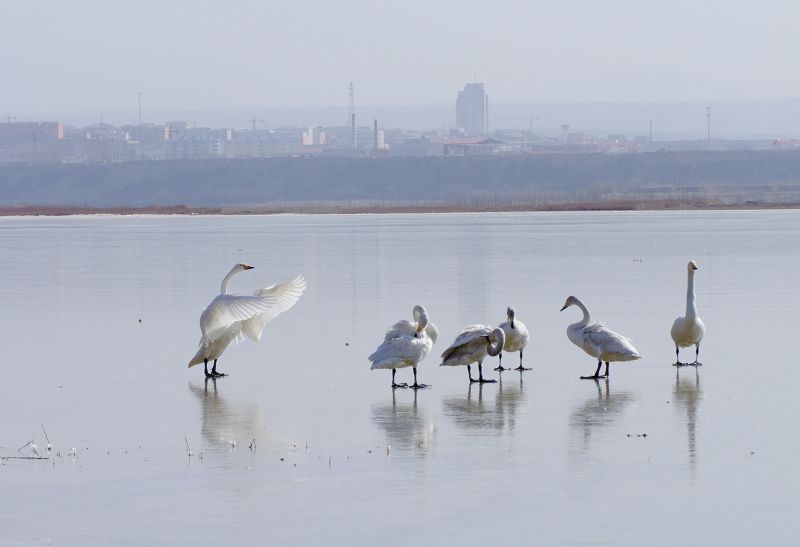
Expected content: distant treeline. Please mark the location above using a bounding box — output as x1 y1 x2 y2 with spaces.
1 150 799 208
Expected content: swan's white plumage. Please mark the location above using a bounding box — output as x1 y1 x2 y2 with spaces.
368 332 433 370
242 275 307 341
440 325 505 367
499 307 529 353
561 296 641 363
671 260 705 350
369 305 435 370
188 265 306 367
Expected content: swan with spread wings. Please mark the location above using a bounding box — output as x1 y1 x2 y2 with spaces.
189 263 306 377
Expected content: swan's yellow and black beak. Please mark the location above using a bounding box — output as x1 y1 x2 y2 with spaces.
243 264 255 270
560 304 568 311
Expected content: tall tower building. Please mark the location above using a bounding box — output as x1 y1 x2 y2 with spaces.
456 83 487 136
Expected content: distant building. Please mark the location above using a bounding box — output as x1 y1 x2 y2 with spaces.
123 124 169 143
456 83 487 136
434 137 502 156
0 121 63 147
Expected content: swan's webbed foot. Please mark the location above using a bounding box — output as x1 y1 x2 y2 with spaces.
493 365 508 371
689 361 703 367
203 359 223 378
469 376 495 383
582 361 605 379
514 365 531 371
410 382 429 389
673 361 687 367
392 382 409 389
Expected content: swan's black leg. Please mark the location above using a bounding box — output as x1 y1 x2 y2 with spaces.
514 349 531 371
477 362 497 383
211 359 227 377
410 367 428 389
204 358 213 378
691 344 702 366
604 362 610 377
581 360 603 380
468 365 476 382
391 368 408 388
673 346 684 367
494 353 507 371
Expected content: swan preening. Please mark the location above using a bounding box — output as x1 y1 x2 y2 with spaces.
495 306 530 372
440 325 505 383
560 296 642 379
671 260 705 366
369 305 438 389
189 263 307 377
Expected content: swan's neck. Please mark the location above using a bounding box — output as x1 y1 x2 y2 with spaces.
575 300 591 325
685 270 697 318
220 267 240 294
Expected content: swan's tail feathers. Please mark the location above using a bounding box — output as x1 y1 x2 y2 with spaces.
188 346 206 368
242 275 307 342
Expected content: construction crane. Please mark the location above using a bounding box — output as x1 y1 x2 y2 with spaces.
225 116 266 131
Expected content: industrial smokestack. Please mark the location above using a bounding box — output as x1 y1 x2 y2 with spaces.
351 113 356 149
373 119 378 149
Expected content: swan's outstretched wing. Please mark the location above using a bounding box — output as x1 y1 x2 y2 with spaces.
200 294 282 346
241 275 307 341
441 325 491 360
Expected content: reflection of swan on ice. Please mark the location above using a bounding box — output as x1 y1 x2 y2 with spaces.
494 372 526 431
443 378 526 434
188 378 268 449
673 367 703 465
370 390 435 454
569 378 636 450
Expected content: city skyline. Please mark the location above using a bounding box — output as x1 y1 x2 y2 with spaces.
7 95 800 141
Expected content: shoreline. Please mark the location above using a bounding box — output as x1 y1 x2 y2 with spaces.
0 200 799 217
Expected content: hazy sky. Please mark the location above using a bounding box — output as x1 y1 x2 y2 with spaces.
3 0 800 113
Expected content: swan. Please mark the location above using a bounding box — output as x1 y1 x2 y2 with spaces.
560 296 641 379
369 305 436 389
188 263 306 377
440 325 505 383
671 260 705 366
494 306 531 371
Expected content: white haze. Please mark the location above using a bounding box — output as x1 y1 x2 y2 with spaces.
2 0 800 115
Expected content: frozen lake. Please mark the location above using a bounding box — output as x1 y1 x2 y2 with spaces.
1 210 798 546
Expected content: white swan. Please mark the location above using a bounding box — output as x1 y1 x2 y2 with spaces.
560 296 641 379
440 325 505 383
188 263 306 377
369 305 436 389
671 260 705 366
494 306 531 372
